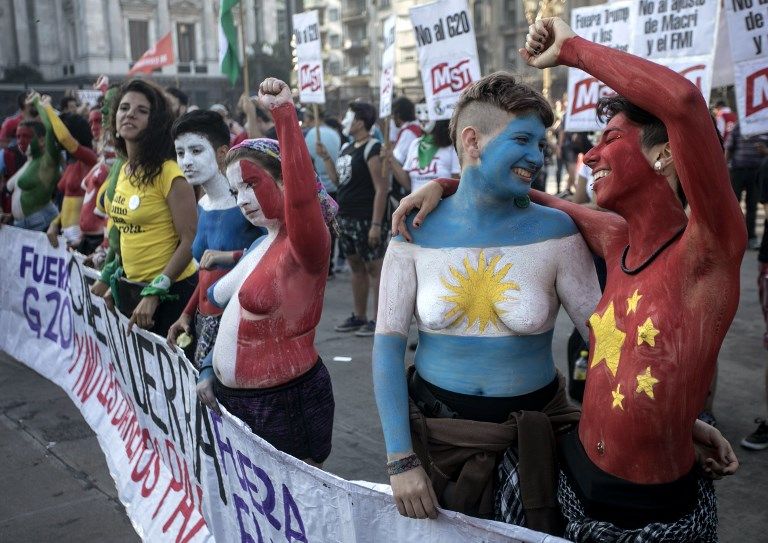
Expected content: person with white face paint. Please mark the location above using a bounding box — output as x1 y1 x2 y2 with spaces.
323 101 389 337
195 77 339 467
166 110 265 367
381 116 460 194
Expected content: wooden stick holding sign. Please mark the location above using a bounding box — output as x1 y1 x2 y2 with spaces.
313 104 321 142
381 116 390 178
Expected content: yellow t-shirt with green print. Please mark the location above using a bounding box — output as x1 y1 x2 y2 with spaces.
110 160 197 283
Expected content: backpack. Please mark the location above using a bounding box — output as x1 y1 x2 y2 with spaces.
340 138 378 162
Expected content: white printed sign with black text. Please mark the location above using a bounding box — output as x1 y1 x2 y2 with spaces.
409 0 482 121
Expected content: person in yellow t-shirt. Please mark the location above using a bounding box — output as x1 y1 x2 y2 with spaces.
90 79 198 337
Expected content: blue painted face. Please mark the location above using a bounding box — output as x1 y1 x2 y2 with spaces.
471 114 547 200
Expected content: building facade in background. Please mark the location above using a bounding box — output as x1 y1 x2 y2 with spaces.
0 0 601 116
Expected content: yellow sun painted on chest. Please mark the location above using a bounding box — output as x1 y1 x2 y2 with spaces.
440 250 520 333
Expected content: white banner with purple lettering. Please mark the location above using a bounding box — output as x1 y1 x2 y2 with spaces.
293 10 325 104
410 0 481 121
565 1 633 132
725 0 768 136
0 227 568 543
379 15 397 119
630 0 720 103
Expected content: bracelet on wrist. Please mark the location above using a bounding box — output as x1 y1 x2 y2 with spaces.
386 453 422 476
371 222 382 227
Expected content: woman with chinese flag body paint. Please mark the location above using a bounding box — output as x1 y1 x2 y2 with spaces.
393 16 743 542
195 78 337 468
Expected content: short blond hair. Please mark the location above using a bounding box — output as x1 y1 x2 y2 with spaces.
449 72 554 163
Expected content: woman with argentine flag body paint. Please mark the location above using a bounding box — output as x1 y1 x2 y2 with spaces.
372 72 598 529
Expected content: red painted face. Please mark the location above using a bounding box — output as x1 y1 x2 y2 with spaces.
234 159 284 223
16 125 34 154
583 113 658 211
88 110 102 140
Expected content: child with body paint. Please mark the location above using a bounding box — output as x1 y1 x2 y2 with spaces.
195 78 337 467
165 110 265 368
390 18 740 541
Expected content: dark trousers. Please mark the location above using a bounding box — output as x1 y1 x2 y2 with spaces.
116 273 198 338
731 166 761 239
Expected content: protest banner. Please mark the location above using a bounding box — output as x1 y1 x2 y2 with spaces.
0 227 568 543
379 15 397 119
725 0 768 136
565 1 633 132
630 0 720 102
409 0 481 121
293 10 325 104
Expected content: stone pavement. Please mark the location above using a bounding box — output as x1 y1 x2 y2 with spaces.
1 249 767 541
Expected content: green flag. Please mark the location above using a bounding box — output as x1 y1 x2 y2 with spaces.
219 0 240 85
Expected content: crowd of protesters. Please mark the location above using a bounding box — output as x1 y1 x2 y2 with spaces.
1 19 767 539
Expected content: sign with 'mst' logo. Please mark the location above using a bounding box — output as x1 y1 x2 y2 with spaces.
293 10 325 104
410 0 481 121
726 0 768 136
565 2 632 132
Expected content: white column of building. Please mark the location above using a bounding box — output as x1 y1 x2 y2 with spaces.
12 0 32 66
201 0 217 72
35 0 62 80
0 0 19 75
244 0 257 49
105 0 128 64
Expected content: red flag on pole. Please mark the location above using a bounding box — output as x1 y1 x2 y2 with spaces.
128 32 175 76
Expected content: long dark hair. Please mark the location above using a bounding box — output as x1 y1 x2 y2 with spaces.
109 79 175 187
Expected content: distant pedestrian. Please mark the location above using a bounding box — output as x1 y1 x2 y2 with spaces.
322 102 388 337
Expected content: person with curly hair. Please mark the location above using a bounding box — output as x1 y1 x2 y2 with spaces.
91 79 198 337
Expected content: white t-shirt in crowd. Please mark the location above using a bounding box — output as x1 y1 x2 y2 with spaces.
402 137 461 193
393 121 422 164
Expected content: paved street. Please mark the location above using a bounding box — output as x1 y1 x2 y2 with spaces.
1 246 767 541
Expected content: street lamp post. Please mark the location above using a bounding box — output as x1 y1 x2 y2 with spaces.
523 0 566 102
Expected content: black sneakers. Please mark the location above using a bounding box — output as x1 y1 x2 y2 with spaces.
741 418 768 451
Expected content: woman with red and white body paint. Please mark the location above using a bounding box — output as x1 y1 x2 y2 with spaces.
196 77 336 467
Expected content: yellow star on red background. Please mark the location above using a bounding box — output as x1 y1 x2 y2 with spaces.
626 289 643 314
589 302 626 377
637 317 660 347
611 384 625 410
636 366 660 399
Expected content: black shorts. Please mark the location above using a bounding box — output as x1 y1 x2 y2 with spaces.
214 359 335 463
337 216 389 262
